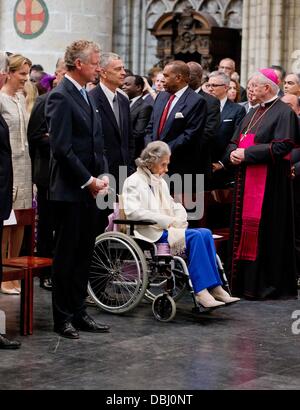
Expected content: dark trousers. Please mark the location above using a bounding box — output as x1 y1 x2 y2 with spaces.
36 186 54 280
36 185 54 258
294 179 300 278
51 201 99 326
0 222 3 284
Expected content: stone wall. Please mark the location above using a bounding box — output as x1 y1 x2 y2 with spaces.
0 0 113 73
241 0 300 85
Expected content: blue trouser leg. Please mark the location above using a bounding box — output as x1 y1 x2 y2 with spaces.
157 229 222 294
185 228 222 293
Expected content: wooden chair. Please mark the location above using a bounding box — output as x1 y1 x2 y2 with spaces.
1 266 28 335
3 208 52 335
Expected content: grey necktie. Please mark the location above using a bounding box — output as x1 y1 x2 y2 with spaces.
80 88 89 105
113 94 120 128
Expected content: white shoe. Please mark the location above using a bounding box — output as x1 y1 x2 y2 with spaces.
195 289 225 308
0 287 20 295
210 286 240 304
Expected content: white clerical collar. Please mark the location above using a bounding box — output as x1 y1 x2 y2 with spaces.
260 95 278 108
220 97 228 112
65 74 85 92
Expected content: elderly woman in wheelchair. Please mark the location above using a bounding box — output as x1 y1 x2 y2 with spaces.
122 141 240 309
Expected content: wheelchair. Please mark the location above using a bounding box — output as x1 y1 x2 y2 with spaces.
88 218 230 322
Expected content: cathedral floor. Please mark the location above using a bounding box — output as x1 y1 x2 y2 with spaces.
0 281 299 390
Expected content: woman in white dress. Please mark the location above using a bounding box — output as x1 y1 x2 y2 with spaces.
0 54 32 294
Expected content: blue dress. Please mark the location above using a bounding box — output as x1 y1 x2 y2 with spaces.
157 229 222 293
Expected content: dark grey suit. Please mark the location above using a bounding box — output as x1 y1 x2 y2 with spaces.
89 84 135 188
198 89 220 188
130 97 152 158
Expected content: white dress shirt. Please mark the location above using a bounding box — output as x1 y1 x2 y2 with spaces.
220 97 228 112
99 82 116 111
167 85 188 118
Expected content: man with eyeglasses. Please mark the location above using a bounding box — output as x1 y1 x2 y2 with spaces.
207 71 246 188
218 58 247 101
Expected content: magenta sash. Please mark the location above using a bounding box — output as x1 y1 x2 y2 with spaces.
236 134 268 261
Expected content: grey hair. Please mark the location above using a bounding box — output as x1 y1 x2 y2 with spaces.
251 71 279 94
286 73 300 84
0 51 8 73
100 52 121 68
135 141 171 169
209 70 231 86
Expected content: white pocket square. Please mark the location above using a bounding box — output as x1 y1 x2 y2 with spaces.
223 119 233 122
175 112 184 119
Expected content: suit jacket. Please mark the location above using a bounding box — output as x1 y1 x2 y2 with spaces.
145 87 207 176
0 113 13 220
27 93 50 187
130 97 152 158
198 89 220 185
213 99 246 161
89 85 135 185
45 77 106 203
143 94 155 107
122 170 187 243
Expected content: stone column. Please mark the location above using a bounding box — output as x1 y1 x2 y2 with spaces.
0 0 113 73
241 0 300 85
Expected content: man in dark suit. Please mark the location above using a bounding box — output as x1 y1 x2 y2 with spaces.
145 61 207 179
27 58 66 291
187 61 220 189
207 71 246 188
45 40 110 339
89 52 135 192
0 55 21 349
122 75 153 158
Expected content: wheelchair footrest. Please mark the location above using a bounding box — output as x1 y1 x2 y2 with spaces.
192 305 213 314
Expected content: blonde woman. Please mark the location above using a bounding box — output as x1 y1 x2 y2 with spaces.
24 79 38 114
0 54 32 294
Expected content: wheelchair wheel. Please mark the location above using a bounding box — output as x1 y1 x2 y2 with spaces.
145 259 187 302
88 232 148 314
152 294 176 322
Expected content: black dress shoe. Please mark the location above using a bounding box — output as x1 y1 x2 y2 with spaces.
54 322 80 339
73 313 110 333
0 334 21 349
40 278 52 291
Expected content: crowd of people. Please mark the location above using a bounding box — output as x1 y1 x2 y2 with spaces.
0 40 299 348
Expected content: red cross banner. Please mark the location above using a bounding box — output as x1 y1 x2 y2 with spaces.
14 0 49 39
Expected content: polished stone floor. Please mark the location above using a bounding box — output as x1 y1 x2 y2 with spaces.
0 282 300 390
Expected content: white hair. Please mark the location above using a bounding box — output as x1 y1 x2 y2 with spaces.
135 141 171 169
251 71 279 94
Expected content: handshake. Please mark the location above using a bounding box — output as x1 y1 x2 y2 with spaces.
88 175 110 198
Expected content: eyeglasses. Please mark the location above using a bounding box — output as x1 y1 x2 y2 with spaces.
207 83 226 88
